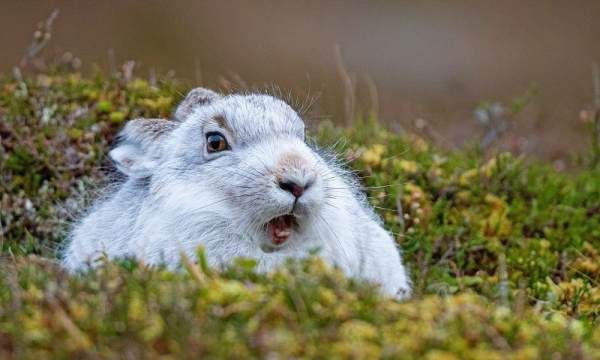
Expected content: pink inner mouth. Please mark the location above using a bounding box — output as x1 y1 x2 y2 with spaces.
266 215 295 245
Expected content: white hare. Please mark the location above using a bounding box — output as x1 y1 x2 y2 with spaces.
62 88 411 298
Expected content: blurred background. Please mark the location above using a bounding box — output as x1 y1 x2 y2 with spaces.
2 0 600 164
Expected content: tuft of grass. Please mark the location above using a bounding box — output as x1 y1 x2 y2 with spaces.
1 69 599 358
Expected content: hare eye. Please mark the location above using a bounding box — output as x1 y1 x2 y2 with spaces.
206 132 229 153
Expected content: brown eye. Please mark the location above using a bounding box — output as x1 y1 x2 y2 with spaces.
206 132 229 153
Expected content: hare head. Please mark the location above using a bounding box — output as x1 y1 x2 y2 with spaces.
109 88 349 250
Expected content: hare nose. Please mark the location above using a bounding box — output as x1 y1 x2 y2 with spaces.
279 180 307 198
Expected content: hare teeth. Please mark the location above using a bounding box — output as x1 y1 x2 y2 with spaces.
275 229 291 237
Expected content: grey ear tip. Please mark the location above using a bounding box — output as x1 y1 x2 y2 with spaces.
174 87 221 121
183 87 221 106
187 87 220 97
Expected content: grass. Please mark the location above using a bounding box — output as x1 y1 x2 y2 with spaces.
0 68 599 359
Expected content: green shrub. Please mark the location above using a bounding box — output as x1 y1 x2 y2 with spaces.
0 70 599 358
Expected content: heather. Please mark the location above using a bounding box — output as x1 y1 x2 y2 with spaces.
0 69 599 359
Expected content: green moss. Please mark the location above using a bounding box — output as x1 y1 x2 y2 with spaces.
0 70 599 358
108 111 126 124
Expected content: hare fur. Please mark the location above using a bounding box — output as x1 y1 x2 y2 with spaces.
62 88 411 299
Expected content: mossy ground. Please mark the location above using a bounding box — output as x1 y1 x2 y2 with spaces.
0 69 599 359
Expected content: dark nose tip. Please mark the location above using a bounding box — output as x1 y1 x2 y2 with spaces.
279 180 306 198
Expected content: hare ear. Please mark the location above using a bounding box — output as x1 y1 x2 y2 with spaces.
174 87 220 121
109 119 177 178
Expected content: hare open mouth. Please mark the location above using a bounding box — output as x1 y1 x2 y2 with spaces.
266 214 297 246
